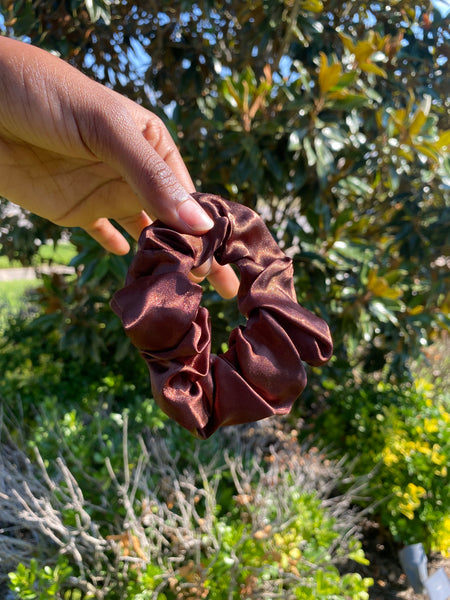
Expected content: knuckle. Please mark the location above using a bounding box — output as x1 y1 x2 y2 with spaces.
143 115 178 159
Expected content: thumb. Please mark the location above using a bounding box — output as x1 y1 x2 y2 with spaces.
95 103 214 233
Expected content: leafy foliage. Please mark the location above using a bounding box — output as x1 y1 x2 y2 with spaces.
314 378 450 554
1 0 449 588
8 558 75 600
3 410 373 600
1 0 448 382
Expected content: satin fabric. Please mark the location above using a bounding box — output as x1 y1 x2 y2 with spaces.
111 193 333 438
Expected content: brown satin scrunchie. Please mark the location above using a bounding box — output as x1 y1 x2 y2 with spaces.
111 193 333 439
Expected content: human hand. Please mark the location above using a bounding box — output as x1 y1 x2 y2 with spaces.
0 37 238 298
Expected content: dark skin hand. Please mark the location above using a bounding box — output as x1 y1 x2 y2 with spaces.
0 37 239 298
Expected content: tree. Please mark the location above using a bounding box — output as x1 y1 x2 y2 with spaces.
1 0 449 384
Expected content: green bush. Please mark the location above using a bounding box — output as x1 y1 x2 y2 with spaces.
4 419 373 600
314 378 450 554
1 308 373 599
0 283 148 418
8 558 75 600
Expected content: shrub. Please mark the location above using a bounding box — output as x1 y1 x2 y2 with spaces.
314 378 450 554
8 558 74 600
0 292 151 431
2 417 373 600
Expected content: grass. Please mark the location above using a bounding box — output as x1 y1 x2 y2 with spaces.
0 242 76 269
0 279 39 333
0 242 76 333
0 279 39 306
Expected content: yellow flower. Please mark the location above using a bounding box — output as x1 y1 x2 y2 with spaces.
414 378 434 396
407 483 427 500
382 447 399 467
438 405 450 424
424 418 439 434
434 465 447 478
434 517 450 557
431 444 445 465
393 438 413 458
414 441 432 456
396 483 426 520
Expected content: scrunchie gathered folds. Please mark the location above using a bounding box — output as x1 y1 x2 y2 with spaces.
111 193 333 439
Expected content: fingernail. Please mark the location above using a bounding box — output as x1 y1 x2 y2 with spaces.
177 198 214 232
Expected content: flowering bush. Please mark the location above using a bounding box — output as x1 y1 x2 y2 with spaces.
315 379 450 554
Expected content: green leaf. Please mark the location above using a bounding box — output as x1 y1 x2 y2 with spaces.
289 128 308 151
415 143 440 162
327 94 369 111
93 258 110 282
370 300 399 325
302 137 317 166
318 52 342 95
436 130 450 150
263 150 284 181
333 71 359 90
301 0 324 13
10 2 36 37
359 62 387 78
340 176 373 197
314 136 334 181
348 548 371 565
85 0 111 24
409 109 427 137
